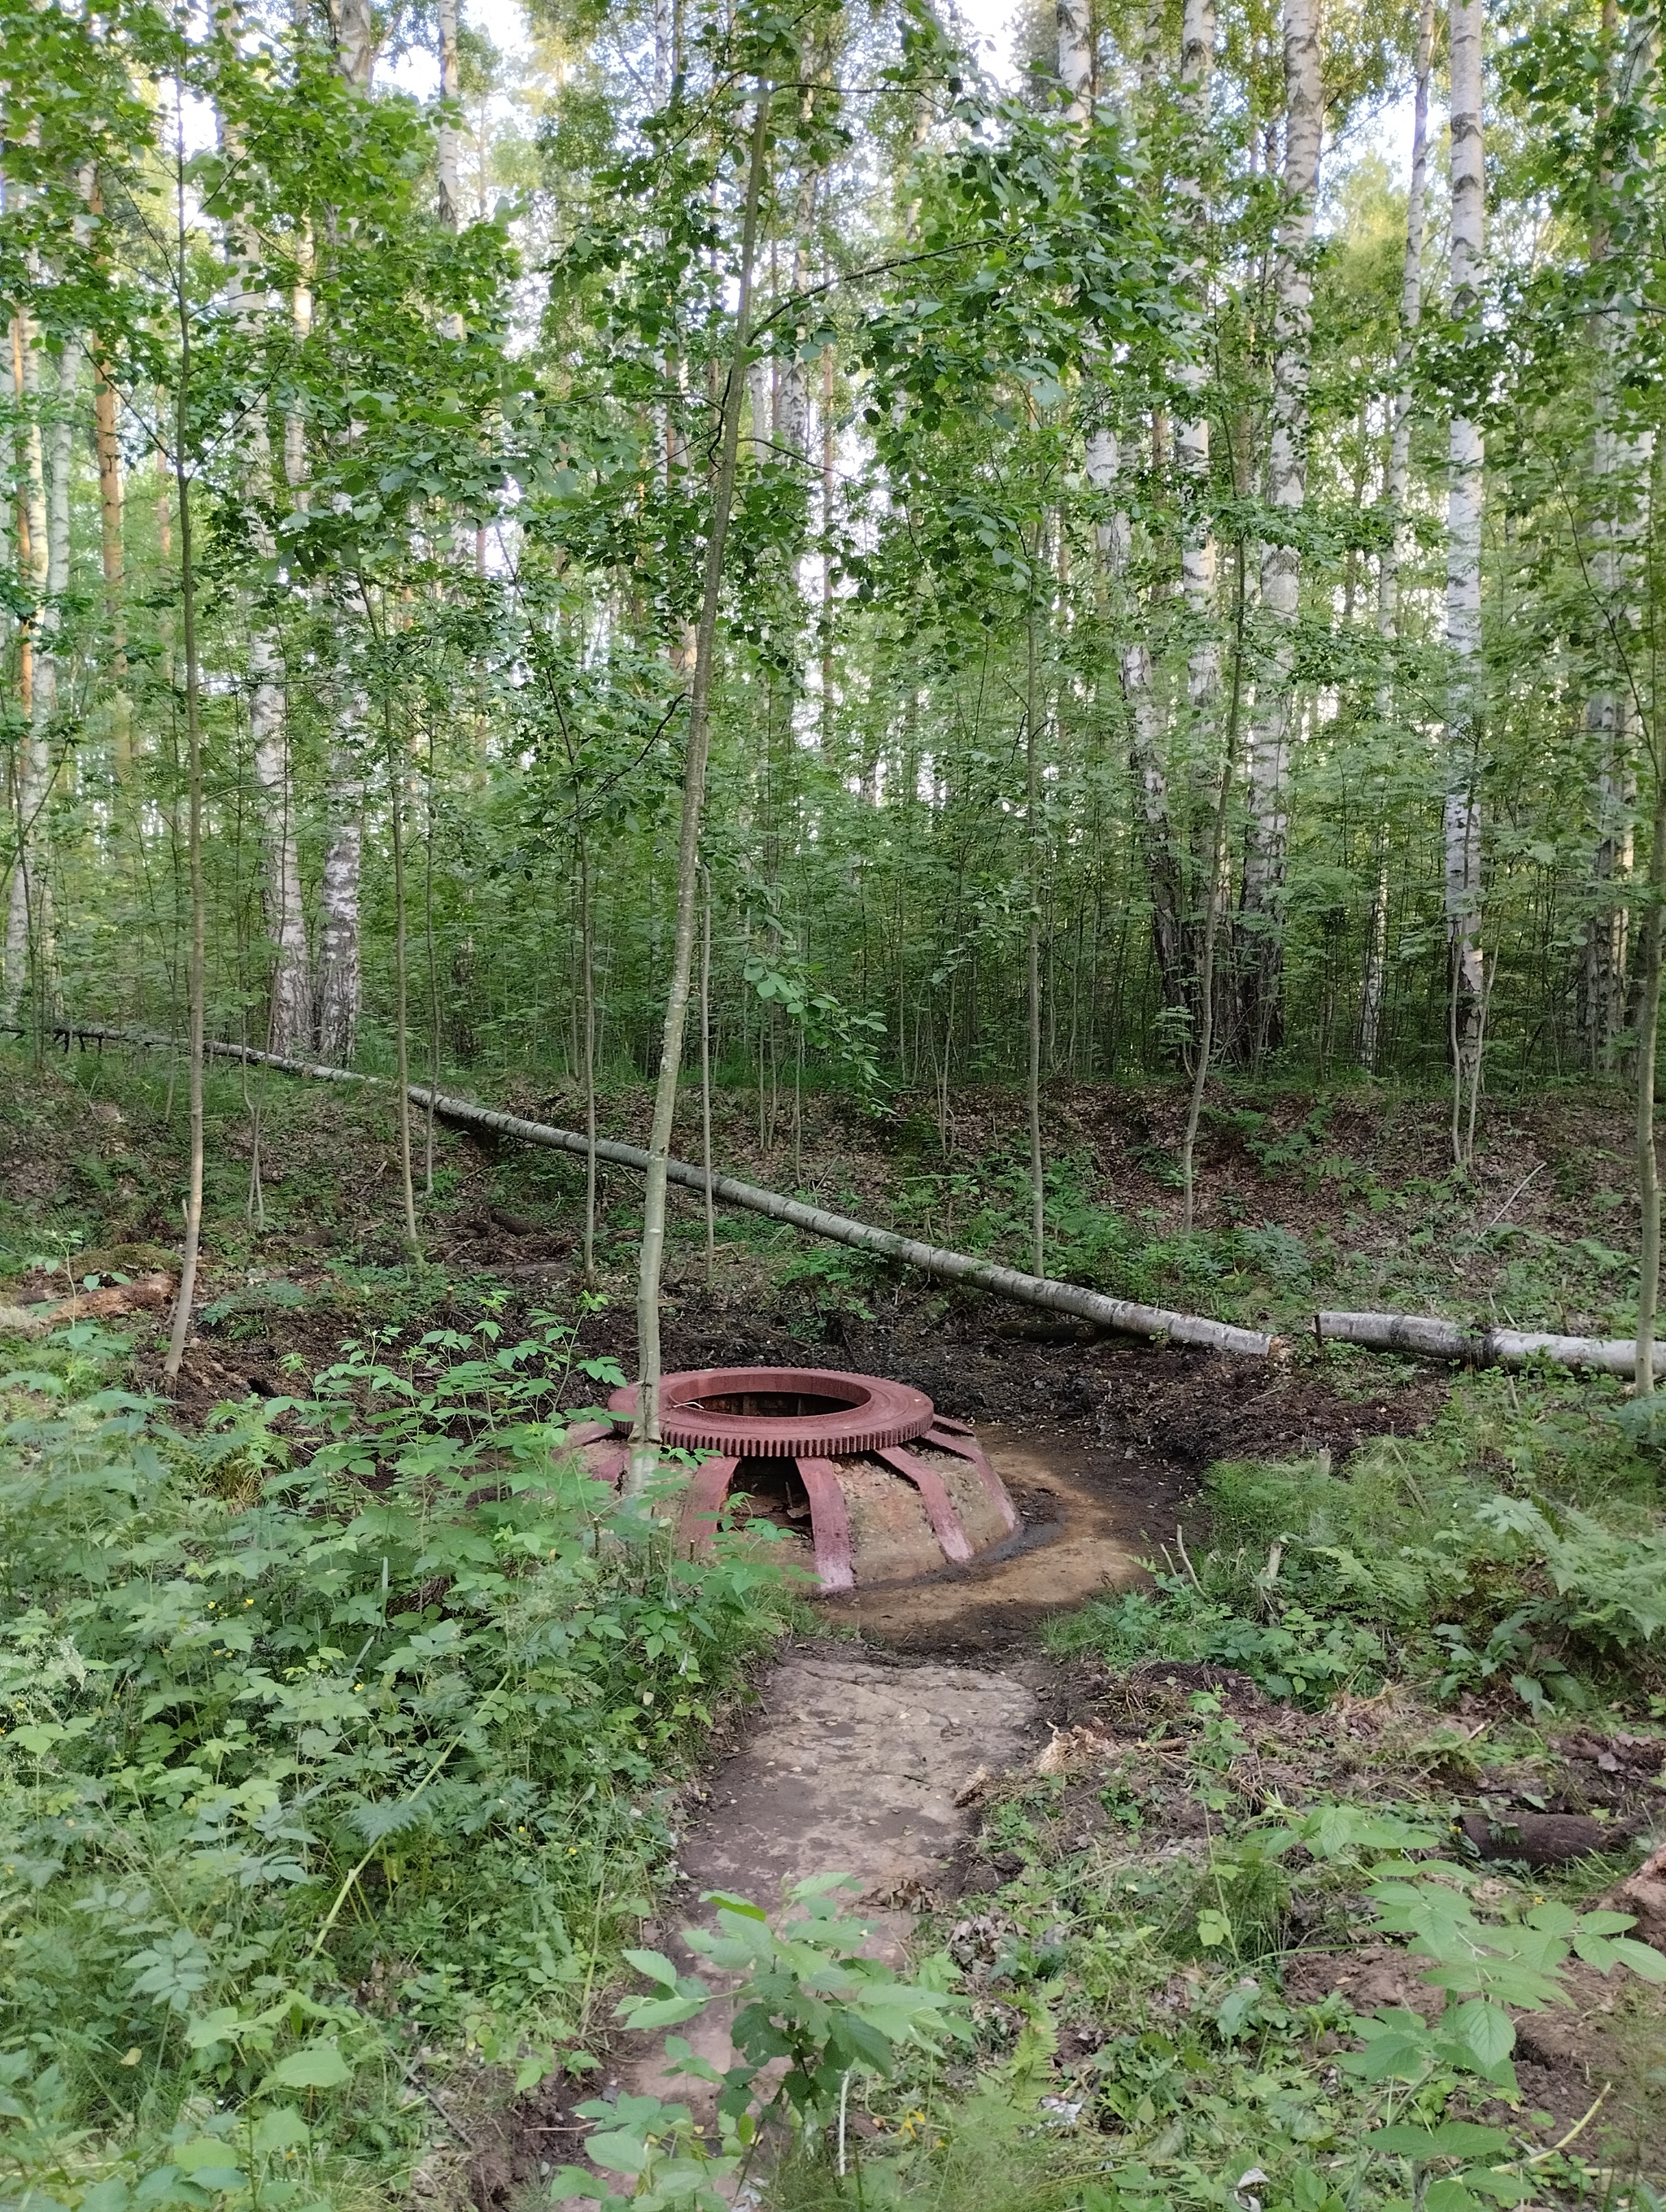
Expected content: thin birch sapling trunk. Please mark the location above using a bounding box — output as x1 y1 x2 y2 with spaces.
1635 754 1666 1394
164 108 207 1386
1578 12 1655 1070
580 838 598 1281
1025 607 1045 1278
1236 0 1323 1065
700 866 716 1287
424 726 439 1192
1176 0 1219 788
627 85 773 1499
1363 0 1433 1071
1182 533 1248 1231
89 179 132 793
384 693 419 1252
1444 0 1487 1165
2 307 50 1034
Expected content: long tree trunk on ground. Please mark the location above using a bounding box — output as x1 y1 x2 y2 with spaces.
626 85 773 1499
56 1017 1288 1359
1235 0 1322 1066
1445 0 1486 1165
1361 0 1433 1073
164 116 207 1386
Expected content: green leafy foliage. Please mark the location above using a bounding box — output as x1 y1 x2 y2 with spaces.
0 1318 788 2201
551 1877 963 2210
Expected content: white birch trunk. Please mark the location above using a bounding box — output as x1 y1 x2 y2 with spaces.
1056 0 1092 120
308 15 374 1062
1176 0 1219 768
1579 15 1656 1069
436 0 461 228
1445 0 1485 1150
3 316 64 1022
329 0 377 89
316 683 366 1065
223 149 316 1059
1092 425 1187 1013
748 355 772 464
1236 0 1321 1064
250 616 313 1052
1361 0 1433 1072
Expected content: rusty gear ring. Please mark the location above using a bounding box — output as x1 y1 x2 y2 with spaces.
606 1366 934 1456
589 1365 1019 1595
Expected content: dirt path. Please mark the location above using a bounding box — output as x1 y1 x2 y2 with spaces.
617 1648 1038 2108
609 1420 1138 2104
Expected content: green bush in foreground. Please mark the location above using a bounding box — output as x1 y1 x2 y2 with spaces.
0 1317 790 2207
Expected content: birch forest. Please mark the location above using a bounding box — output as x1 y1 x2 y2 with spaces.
5 0 1664 1150
11 1 1666 2205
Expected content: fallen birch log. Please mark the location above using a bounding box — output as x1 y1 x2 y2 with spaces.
37 1023 1281 1361
1315 1311 1664 1379
0 1270 177 1339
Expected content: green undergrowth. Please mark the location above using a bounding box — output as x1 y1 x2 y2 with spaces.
0 1051 1646 1346
815 1766 1666 2212
885 1134 1645 1339
0 1313 793 2208
600 1733 1666 2212
1048 1368 1666 1716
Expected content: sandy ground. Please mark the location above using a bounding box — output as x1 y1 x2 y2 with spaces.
820 1422 1150 1650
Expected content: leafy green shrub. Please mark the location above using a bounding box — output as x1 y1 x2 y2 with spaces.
1042 1581 1385 1706
0 1317 790 2201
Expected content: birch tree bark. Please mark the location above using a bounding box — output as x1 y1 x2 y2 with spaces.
1056 0 1092 120
89 175 131 791
1361 0 1433 1071
329 0 378 90
436 0 462 229
315 671 366 1065
1578 11 1655 1072
1071 0 1187 1033
1235 0 1322 1066
1175 0 1219 784
308 0 377 1061
3 316 70 1029
222 102 315 1056
1445 0 1486 1161
1092 425 1188 1022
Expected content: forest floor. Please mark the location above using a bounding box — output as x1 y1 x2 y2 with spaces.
2 1046 1665 2212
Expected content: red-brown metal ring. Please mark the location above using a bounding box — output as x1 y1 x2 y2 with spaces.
605 1366 935 1456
